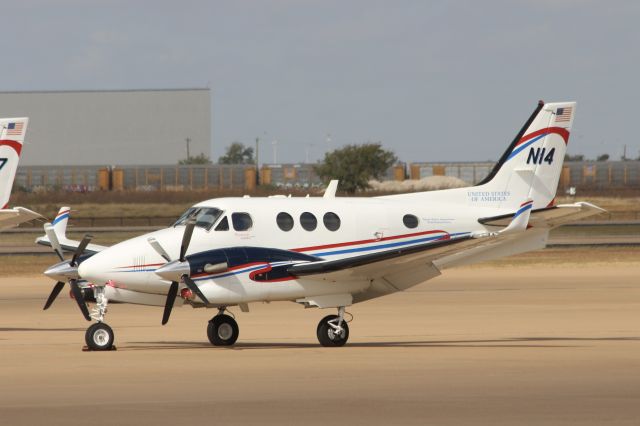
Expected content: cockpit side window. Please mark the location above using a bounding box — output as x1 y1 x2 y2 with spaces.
232 213 253 231
215 216 229 231
172 207 223 231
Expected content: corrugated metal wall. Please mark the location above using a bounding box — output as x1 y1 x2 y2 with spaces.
0 89 211 166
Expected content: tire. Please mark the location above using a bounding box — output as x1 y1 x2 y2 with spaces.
316 314 349 347
207 314 239 346
85 322 115 351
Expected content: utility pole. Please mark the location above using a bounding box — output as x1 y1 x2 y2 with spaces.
305 143 315 163
184 137 191 160
255 137 260 185
272 139 278 164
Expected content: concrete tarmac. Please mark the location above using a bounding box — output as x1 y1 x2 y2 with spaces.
1 265 640 425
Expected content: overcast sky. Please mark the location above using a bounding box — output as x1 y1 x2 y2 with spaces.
1 0 638 163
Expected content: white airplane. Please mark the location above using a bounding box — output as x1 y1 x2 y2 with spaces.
40 101 604 351
0 118 41 230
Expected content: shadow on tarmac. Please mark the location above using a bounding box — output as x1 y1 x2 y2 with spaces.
121 336 640 351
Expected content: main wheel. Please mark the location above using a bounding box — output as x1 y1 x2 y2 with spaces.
207 314 239 346
85 322 115 351
316 314 349 347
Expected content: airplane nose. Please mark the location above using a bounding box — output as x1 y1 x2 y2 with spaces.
154 260 190 282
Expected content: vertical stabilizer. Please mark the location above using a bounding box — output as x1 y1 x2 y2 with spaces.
52 206 71 238
476 102 575 210
0 118 29 209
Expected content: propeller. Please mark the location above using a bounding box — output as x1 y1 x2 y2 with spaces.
42 223 93 321
149 214 210 325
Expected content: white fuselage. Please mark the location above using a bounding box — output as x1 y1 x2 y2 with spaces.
78 192 515 306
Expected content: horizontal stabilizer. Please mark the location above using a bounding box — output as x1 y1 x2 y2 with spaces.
480 201 606 229
0 207 42 230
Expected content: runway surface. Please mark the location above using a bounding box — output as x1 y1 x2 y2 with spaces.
1 264 640 425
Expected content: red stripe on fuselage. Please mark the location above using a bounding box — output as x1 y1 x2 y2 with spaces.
515 127 570 147
0 140 22 156
291 229 448 253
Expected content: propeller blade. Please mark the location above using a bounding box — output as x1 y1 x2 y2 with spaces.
70 234 93 267
69 279 91 321
44 223 64 261
182 275 209 305
148 237 171 262
162 281 179 325
179 217 196 262
43 281 66 310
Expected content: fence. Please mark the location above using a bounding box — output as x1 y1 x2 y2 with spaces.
14 161 640 192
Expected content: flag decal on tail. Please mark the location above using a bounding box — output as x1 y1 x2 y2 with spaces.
555 107 572 122
6 122 24 136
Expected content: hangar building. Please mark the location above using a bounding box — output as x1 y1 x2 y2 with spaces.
0 88 211 166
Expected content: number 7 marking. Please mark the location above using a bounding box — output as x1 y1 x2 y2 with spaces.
0 158 7 171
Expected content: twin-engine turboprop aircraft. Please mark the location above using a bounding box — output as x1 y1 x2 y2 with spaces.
0 118 41 230
39 101 604 350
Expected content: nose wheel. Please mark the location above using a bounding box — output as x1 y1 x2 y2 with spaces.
85 322 115 351
83 286 116 351
207 312 239 346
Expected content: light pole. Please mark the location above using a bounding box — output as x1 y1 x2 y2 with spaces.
184 137 191 161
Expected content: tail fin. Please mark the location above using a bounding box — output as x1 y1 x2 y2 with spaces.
476 101 575 210
0 118 29 209
52 206 71 238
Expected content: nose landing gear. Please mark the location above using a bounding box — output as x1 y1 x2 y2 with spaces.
83 286 116 351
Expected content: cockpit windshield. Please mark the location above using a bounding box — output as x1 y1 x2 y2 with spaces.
172 207 223 231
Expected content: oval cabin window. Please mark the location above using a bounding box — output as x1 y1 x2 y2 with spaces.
276 212 294 231
403 214 419 229
300 212 317 231
323 212 341 231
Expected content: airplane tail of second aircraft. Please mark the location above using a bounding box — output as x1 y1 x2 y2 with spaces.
0 118 29 209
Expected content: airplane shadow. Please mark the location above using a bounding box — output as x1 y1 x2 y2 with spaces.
0 327 86 332
122 336 640 351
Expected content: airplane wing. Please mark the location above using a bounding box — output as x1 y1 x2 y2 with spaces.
287 200 543 304
287 228 527 289
0 207 42 230
479 202 605 229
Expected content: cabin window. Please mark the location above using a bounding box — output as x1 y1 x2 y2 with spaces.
323 212 341 231
173 207 223 231
300 212 317 231
403 214 419 229
215 216 229 231
232 213 253 231
276 212 294 231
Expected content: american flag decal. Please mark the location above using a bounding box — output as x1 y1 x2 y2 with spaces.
6 122 24 136
555 107 572 122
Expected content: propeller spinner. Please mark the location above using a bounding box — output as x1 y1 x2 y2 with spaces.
42 223 93 321
148 215 210 325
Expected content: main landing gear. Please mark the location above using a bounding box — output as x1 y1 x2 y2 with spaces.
203 306 350 348
207 308 239 346
316 306 350 347
84 287 116 351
